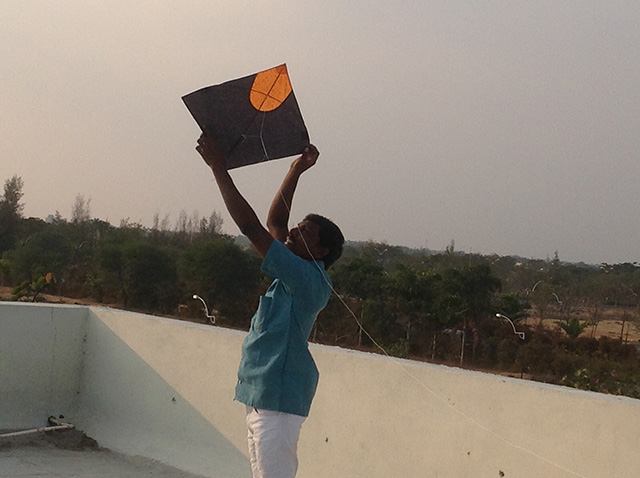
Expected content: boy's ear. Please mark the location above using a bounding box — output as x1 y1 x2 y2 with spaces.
317 245 330 260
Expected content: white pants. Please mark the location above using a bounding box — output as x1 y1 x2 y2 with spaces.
245 406 306 478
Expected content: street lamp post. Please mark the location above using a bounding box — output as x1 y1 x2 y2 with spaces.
496 313 526 378
496 313 525 340
193 294 216 324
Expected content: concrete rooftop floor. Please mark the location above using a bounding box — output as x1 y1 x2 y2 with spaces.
0 429 205 478
0 445 205 478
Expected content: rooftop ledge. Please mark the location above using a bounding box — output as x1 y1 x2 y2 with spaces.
1 302 638 478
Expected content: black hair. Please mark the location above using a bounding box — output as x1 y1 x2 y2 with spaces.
304 213 344 269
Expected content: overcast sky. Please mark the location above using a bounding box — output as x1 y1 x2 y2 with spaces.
2 1 639 264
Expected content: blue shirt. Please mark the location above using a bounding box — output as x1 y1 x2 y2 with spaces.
235 240 332 417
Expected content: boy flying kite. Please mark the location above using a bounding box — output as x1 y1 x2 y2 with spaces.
195 134 344 478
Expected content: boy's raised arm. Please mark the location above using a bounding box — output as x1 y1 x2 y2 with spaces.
196 134 273 257
267 145 320 242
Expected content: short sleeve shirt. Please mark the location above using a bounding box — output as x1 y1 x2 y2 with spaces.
235 239 332 417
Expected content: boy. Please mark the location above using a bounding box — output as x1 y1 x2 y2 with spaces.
196 134 343 478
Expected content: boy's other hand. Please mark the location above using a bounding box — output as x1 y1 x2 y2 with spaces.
292 144 319 173
196 133 226 172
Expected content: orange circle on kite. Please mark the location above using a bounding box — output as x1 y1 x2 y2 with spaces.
250 65 293 112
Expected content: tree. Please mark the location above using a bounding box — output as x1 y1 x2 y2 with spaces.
332 255 387 301
331 255 395 347
180 238 261 325
495 292 528 321
387 263 437 355
172 209 224 245
1 175 24 215
71 194 91 223
528 280 554 323
557 318 587 339
205 210 224 235
442 264 502 364
120 243 179 313
0 255 10 286
11 272 55 302
0 175 25 251
6 228 73 287
92 223 148 303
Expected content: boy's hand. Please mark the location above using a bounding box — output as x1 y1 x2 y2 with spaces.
196 133 226 172
291 144 319 173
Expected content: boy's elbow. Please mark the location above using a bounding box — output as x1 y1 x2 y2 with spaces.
266 221 288 242
266 218 286 231
239 222 260 237
237 223 272 255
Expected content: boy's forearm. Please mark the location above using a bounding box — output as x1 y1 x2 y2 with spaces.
212 169 258 233
211 168 273 255
267 166 303 235
267 145 319 238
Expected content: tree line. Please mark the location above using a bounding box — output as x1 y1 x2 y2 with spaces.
1 175 639 398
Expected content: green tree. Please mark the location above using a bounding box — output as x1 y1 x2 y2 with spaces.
121 243 179 313
180 238 261 325
0 255 9 286
442 264 502 364
95 241 126 303
71 194 91 223
557 318 587 339
93 224 150 304
0 175 25 252
387 263 437 355
495 292 528 321
6 229 73 288
331 254 394 347
11 272 55 302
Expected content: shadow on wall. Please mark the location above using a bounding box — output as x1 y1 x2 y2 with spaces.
77 309 251 478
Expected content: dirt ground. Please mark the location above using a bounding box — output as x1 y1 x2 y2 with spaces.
524 304 640 344
0 286 111 308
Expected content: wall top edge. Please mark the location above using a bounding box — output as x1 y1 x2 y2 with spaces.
87 305 248 337
0 301 88 310
310 343 640 407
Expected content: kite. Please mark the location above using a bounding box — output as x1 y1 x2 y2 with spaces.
182 64 309 170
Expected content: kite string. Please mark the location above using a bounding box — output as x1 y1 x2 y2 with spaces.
238 112 269 160
259 113 269 160
278 191 589 478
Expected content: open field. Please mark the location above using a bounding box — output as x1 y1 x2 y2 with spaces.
524 303 640 344
0 286 114 308
538 317 640 343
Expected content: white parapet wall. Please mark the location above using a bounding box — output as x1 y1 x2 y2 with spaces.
0 303 87 430
1 302 639 478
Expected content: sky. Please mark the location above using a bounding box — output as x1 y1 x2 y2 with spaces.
2 1 639 265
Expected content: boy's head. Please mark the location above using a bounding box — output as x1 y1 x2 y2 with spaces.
284 214 344 269
305 214 344 269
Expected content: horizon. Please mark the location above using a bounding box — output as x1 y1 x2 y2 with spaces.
14 207 637 267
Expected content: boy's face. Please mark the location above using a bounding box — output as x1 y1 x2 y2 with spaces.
285 219 329 262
